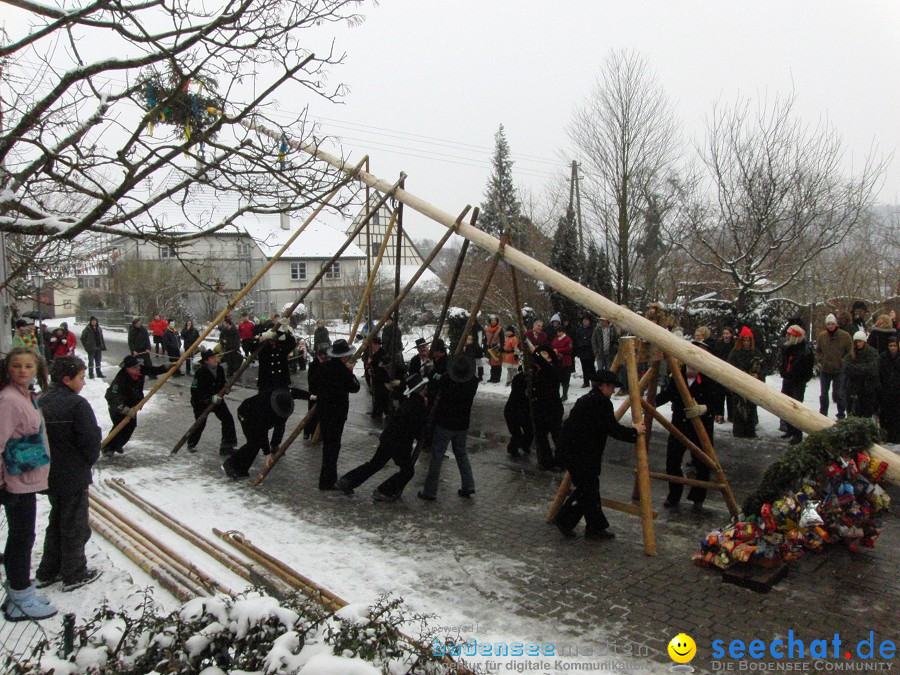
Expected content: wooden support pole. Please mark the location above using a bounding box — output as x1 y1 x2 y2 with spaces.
171 166 399 454
666 355 740 518
105 156 367 452
639 399 716 469
646 472 726 490
510 265 536 447
250 126 896 481
349 208 398 345
453 232 508 356
431 211 477 350
623 337 656 556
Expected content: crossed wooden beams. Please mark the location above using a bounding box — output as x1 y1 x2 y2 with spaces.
546 336 739 556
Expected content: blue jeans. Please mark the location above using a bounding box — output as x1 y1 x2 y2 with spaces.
423 425 475 498
87 349 102 374
819 372 846 418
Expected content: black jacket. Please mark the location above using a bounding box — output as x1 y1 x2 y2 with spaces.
256 331 297 388
162 328 181 354
128 325 151 353
654 370 715 444
237 387 310 439
40 384 102 495
80 325 106 352
574 324 594 359
557 388 637 475
432 375 479 430
879 350 900 393
105 363 168 410
778 340 814 384
181 326 200 350
381 393 427 448
220 324 241 353
504 370 531 422
309 357 361 421
191 364 227 407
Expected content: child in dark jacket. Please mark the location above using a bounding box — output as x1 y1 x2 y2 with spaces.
35 356 102 591
187 350 238 454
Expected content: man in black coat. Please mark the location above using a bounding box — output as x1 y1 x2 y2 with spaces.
366 337 393 420
224 386 310 479
187 350 238 454
308 339 361 489
303 344 329 440
337 374 428 500
219 316 243 377
80 316 107 379
530 346 563 471
504 367 532 457
654 364 716 512
127 318 153 375
554 370 645 540
407 337 431 377
255 317 296 389
103 355 168 456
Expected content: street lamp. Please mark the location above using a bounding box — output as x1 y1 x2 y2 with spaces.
32 273 44 350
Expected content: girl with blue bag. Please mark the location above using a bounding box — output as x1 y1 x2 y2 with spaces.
0 347 57 622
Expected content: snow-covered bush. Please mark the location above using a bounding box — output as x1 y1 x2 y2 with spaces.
22 590 457 674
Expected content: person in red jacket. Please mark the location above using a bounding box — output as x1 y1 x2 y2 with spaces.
551 329 575 401
238 313 256 358
148 314 167 356
48 322 77 360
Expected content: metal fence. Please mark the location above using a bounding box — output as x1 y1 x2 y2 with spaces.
75 308 131 328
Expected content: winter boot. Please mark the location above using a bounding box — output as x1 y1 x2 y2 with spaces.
96 370 105 378
88 369 95 379
3 584 58 622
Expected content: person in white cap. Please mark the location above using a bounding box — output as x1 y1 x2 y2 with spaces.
814 314 852 420
843 331 880 418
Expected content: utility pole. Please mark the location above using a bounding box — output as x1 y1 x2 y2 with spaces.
569 160 584 255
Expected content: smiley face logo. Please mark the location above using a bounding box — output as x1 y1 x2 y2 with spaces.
668 633 696 664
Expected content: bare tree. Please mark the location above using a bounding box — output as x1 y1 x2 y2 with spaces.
674 92 885 312
567 49 681 307
0 0 364 286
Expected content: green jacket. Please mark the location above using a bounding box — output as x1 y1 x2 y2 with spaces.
815 328 852 374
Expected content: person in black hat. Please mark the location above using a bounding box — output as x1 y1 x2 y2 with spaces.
366 336 393 420
308 339 361 489
553 369 645 540
419 355 478 501
102 355 169 456
223 387 310 478
337 373 429 501
255 317 296 390
504 364 532 457
424 338 449 403
408 337 431 377
187 350 238 454
127 318 153 375
303 343 330 440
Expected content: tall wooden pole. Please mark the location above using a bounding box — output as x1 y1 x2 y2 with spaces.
431 210 477 350
245 120 898 481
106 157 366 450
349 209 397 345
453 233 507 356
623 337 656 556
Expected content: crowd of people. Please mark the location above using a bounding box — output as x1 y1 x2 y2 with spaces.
1 300 897 621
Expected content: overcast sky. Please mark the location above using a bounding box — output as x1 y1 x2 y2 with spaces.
293 0 900 241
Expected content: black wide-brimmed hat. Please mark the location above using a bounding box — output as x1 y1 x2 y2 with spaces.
327 339 354 358
447 354 476 383
432 338 447 353
589 369 619 386
270 388 296 419
200 349 217 361
414 337 428 348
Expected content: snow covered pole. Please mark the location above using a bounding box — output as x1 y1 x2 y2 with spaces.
247 125 897 482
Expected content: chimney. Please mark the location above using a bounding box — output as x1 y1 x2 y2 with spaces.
280 200 290 230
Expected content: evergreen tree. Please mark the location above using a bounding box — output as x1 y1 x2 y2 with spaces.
584 240 614 300
549 208 584 321
480 125 522 241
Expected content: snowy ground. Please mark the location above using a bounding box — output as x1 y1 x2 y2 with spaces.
11 318 897 673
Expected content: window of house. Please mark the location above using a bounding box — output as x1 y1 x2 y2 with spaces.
325 262 341 280
290 262 307 281
370 240 382 257
77 278 84 288
159 245 177 259
236 241 251 257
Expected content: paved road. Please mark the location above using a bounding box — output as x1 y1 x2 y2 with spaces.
87 350 900 674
